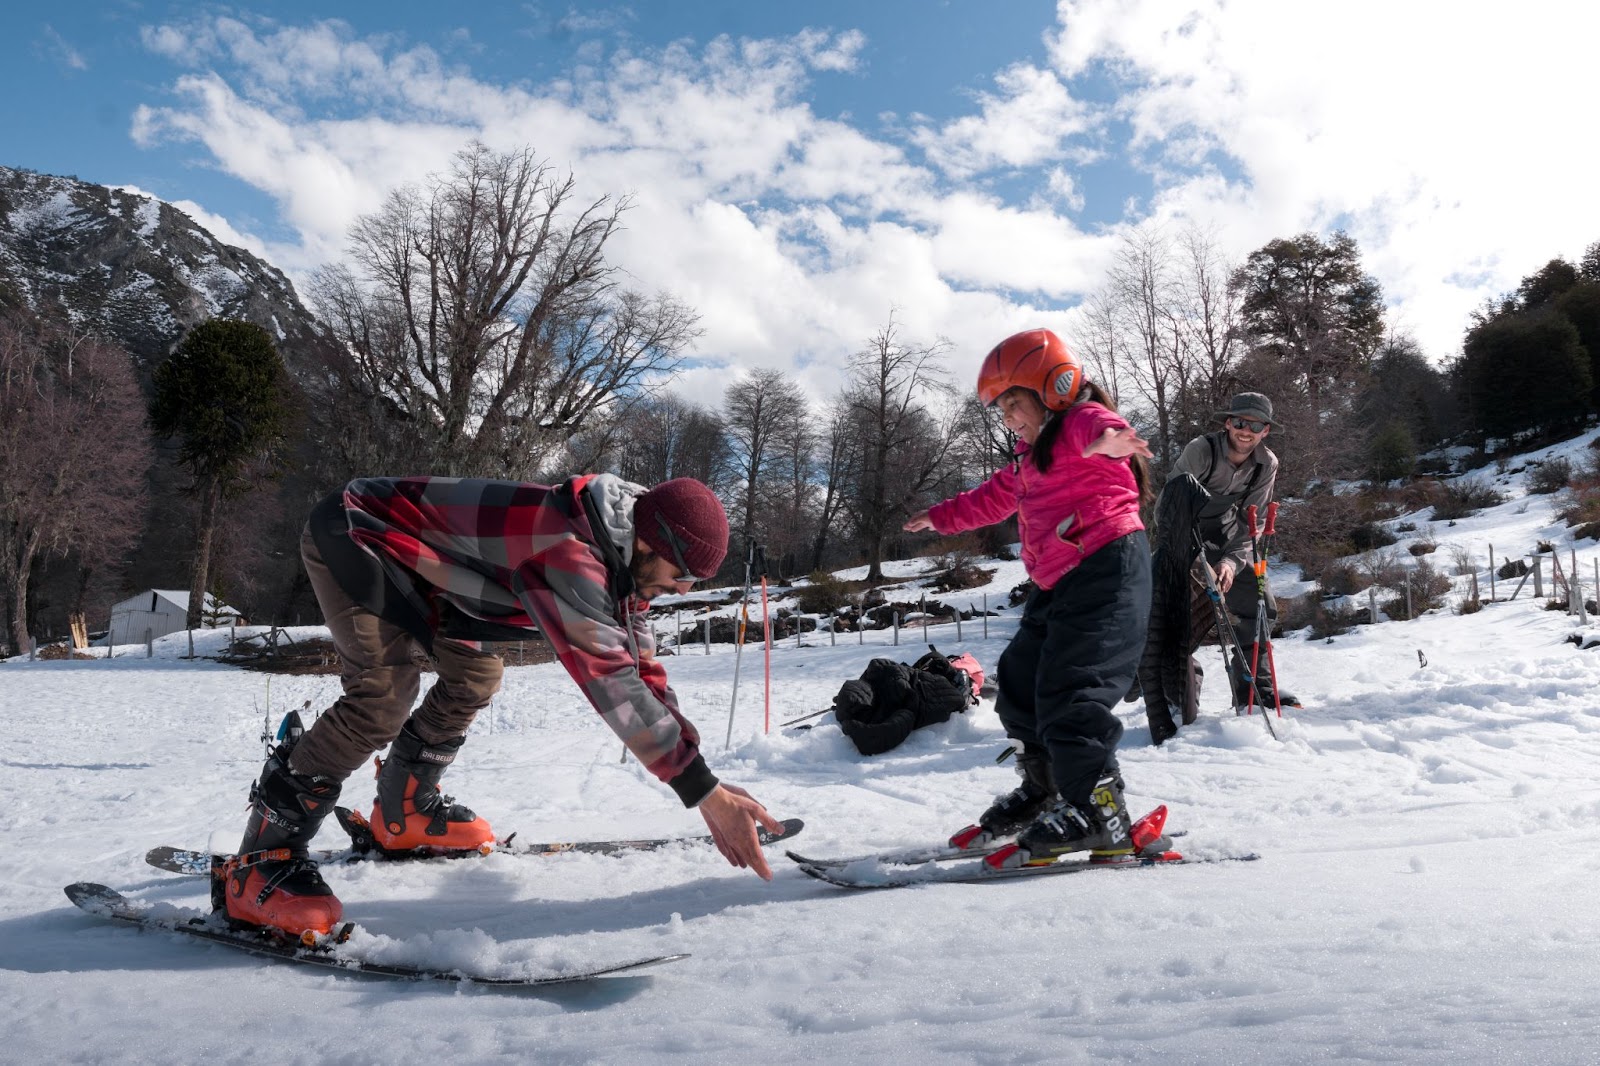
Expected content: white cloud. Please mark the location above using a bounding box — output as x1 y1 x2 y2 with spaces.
912 63 1093 179
40 25 87 71
1047 0 1600 356
128 16 1092 398
122 3 1600 419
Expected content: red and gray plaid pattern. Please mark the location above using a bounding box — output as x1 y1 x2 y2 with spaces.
333 474 716 806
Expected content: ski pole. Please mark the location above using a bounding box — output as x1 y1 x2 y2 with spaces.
1261 503 1283 717
1194 529 1255 718
1245 505 1264 718
778 705 834 728
724 539 756 749
1244 502 1283 728
758 545 771 735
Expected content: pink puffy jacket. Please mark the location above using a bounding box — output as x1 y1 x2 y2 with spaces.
927 402 1144 590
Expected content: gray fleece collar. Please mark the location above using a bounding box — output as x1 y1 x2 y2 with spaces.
584 473 647 565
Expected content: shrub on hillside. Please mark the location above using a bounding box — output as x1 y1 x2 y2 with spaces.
927 538 993 592
1379 558 1454 619
1367 421 1418 482
1350 521 1398 551
1431 478 1505 521
1360 549 1409 590
1308 601 1363 639
1276 489 1369 573
1528 456 1573 495
1497 557 1530 579
794 572 849 615
1318 560 1374 597
1275 593 1316 634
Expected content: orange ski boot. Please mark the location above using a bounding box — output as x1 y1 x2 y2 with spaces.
221 714 343 937
369 721 495 854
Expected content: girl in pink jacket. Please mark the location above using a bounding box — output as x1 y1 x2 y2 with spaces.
905 329 1158 867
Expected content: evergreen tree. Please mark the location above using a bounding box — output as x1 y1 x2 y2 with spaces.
150 320 293 629
1460 311 1590 440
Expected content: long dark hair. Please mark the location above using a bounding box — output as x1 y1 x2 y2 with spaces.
1031 381 1152 506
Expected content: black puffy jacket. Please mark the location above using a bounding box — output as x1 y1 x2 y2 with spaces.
832 656 971 755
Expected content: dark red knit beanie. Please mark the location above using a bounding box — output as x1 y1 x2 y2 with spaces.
635 478 729 580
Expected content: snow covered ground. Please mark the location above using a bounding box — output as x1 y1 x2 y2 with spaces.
7 438 1600 1064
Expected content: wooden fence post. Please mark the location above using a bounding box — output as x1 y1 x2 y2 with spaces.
1574 548 1588 624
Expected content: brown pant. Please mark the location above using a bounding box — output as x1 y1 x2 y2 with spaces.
289 525 504 782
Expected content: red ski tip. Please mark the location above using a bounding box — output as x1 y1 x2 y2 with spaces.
983 843 1025 871
948 824 991 851
1130 805 1168 853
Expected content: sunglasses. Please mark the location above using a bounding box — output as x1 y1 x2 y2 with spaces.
652 513 709 584
1228 417 1269 433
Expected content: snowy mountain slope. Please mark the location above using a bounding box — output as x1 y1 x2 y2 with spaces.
0 165 334 372
6 439 1600 1064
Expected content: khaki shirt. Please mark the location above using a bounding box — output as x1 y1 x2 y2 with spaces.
1170 431 1278 574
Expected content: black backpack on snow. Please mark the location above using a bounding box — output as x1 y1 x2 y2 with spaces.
831 646 977 756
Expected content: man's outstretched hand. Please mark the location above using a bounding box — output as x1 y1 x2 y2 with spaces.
697 783 786 881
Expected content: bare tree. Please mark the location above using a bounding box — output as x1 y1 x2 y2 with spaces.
763 396 820 578
842 317 957 580
309 142 700 479
0 312 151 654
616 392 730 489
1105 227 1191 465
809 396 860 572
723 368 808 545
1073 287 1127 406
1175 224 1244 439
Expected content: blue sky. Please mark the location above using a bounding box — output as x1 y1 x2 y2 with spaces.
4 2 1598 407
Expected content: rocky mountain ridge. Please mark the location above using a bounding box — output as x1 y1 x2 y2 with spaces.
0 164 336 374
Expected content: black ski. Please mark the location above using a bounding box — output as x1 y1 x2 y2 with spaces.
786 829 1187 870
147 811 805 876
793 850 1259 889
64 882 687 985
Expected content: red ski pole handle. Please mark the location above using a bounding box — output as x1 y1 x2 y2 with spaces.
1246 504 1258 538
1264 501 1278 536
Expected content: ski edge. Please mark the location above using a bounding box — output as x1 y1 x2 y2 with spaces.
146 816 805 875
794 851 1260 889
64 882 690 985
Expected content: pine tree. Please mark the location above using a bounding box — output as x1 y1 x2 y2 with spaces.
150 320 292 630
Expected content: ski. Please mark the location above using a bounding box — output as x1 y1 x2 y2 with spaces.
786 827 1188 871
789 806 1178 870
794 850 1259 889
64 882 688 985
147 810 804 876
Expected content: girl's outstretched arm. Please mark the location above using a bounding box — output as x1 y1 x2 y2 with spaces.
1084 425 1153 460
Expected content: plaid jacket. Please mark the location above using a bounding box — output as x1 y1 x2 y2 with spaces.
308 474 716 806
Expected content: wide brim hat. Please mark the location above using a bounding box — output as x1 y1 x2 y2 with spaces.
1214 392 1279 428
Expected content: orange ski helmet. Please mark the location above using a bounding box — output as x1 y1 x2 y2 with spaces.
976 328 1082 411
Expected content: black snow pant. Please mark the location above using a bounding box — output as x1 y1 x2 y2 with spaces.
994 532 1151 810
